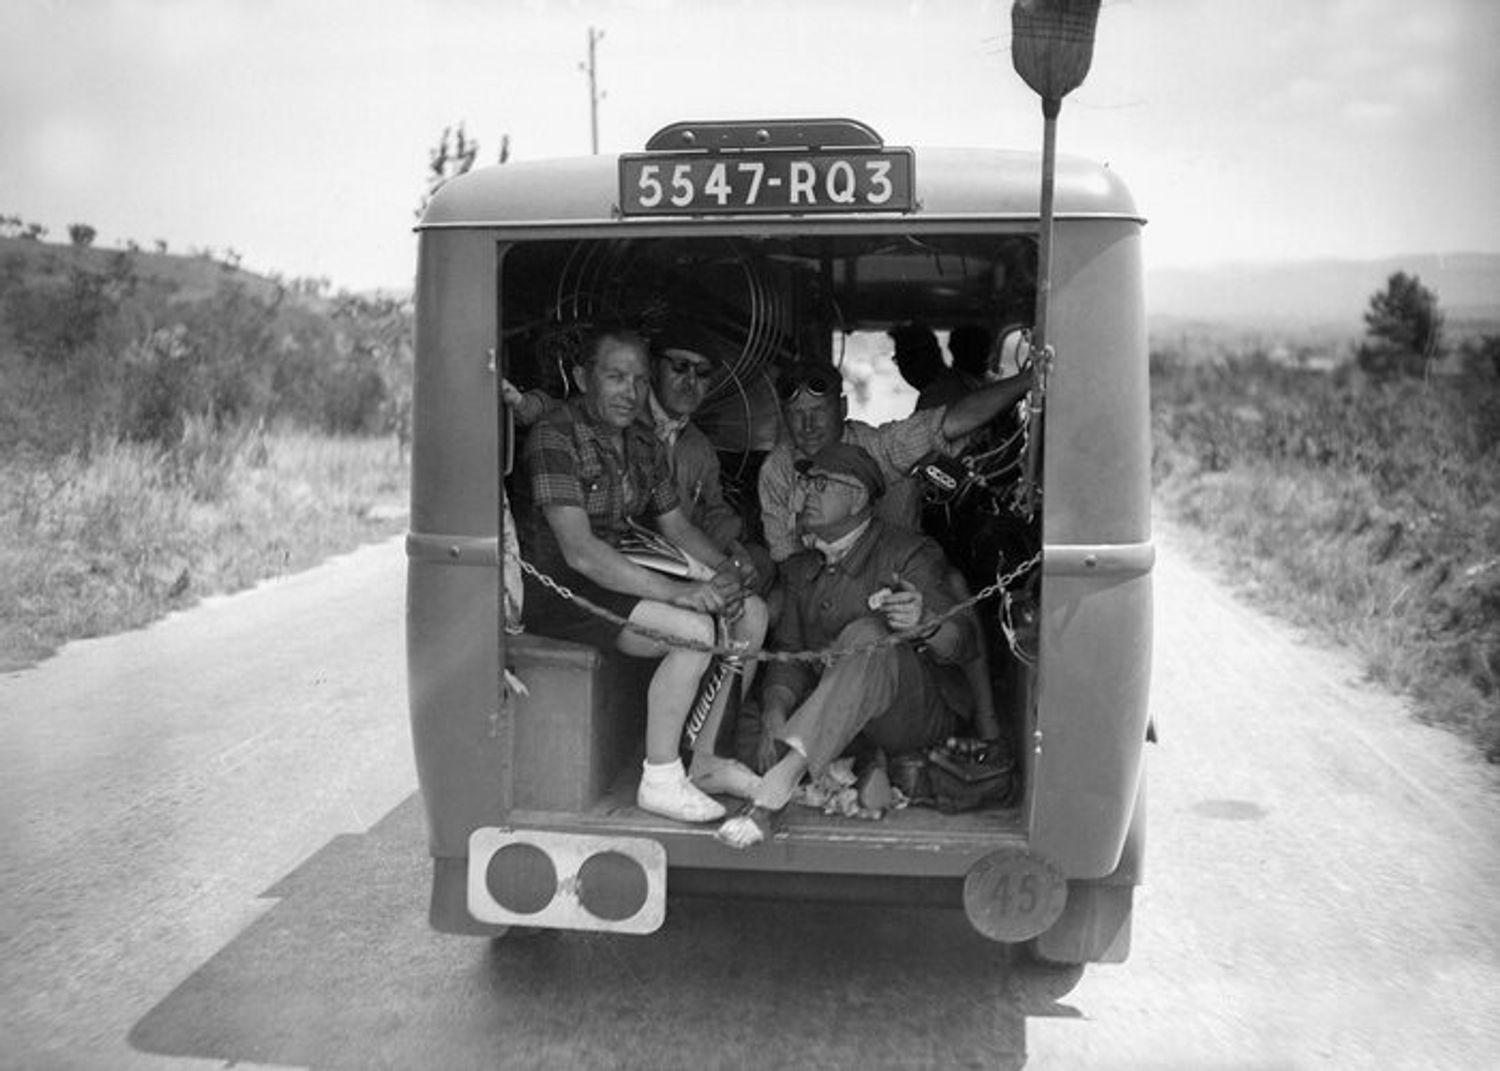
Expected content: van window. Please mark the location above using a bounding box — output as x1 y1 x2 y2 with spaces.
499 233 1038 454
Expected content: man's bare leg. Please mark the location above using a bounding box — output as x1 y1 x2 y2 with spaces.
619 600 724 822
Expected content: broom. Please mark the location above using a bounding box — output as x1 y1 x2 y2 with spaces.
1010 0 1101 518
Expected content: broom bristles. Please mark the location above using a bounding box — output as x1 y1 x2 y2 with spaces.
1011 0 1102 101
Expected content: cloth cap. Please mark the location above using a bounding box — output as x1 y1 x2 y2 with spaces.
796 442 885 501
654 322 722 367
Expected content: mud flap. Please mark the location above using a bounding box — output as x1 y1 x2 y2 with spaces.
468 828 667 934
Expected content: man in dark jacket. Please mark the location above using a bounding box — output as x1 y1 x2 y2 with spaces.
752 442 981 810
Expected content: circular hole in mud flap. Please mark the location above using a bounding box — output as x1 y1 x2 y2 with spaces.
468 828 667 934
576 851 650 921
485 842 557 916
962 848 1068 943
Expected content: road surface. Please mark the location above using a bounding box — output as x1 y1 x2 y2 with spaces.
1 520 1497 1069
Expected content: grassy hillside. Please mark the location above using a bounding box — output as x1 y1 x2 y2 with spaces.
1 428 407 671
1 234 410 451
1152 350 1500 762
0 234 286 304
0 230 413 671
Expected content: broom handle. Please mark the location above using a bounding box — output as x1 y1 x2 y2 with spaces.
1015 98 1061 520
1033 97 1061 354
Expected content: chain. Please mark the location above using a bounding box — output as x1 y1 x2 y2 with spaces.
517 550 1043 664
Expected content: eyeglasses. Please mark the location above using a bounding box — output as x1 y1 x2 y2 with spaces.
796 471 866 495
776 367 842 402
664 355 714 381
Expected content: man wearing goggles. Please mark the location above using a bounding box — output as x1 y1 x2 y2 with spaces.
757 356 1035 563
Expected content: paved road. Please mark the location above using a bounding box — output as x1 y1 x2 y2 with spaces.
2 523 1498 1069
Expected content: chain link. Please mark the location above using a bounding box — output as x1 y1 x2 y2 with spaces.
516 550 1042 664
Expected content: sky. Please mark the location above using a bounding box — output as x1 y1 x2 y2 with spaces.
2 0 1498 295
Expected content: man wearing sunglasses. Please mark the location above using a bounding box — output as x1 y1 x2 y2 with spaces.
648 324 772 594
757 356 1035 563
745 442 979 814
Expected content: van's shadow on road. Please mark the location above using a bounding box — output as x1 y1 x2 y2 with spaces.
129 794 1082 1070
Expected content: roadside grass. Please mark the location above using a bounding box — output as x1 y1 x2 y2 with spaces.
1152 353 1500 762
0 427 408 672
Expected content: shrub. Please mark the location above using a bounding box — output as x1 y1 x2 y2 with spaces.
1 239 413 454
2 254 130 364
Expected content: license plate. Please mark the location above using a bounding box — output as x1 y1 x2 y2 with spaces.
619 149 914 216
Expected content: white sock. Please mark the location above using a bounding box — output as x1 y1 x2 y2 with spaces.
641 757 685 784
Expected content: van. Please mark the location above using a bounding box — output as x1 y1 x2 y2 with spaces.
407 118 1151 965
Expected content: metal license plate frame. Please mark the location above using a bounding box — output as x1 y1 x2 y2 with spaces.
619 149 914 216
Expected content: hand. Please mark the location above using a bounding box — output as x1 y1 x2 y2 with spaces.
671 579 726 616
879 572 925 633
710 559 747 622
726 540 762 590
500 378 524 408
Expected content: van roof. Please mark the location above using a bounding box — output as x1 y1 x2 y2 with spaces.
418 146 1139 230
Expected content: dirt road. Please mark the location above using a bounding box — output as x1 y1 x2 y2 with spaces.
1 520 1497 1069
1028 519 1500 1068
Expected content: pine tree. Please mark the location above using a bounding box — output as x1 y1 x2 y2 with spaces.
1357 271 1444 378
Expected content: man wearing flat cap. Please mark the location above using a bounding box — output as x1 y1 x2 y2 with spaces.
750 442 980 811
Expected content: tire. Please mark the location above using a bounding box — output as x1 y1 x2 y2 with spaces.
1024 881 1134 965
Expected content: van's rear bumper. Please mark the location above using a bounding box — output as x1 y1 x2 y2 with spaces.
505 804 1027 878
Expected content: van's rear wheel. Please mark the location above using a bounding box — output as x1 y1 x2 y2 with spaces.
1024 882 1134 965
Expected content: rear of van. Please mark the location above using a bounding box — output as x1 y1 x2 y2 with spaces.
407 120 1150 964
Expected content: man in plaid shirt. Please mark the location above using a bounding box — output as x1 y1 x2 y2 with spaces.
519 327 767 824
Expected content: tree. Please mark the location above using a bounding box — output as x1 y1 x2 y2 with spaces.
415 123 513 219
68 223 97 248
416 123 480 220
1357 271 1444 378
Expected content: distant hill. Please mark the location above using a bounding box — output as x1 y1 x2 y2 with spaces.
0 235 293 306
1147 253 1500 338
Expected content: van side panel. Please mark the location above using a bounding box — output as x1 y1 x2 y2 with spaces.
1044 219 1151 544
1031 571 1152 875
407 230 505 859
1030 220 1153 876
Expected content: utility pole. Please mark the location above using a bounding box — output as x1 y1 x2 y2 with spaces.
580 26 604 155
